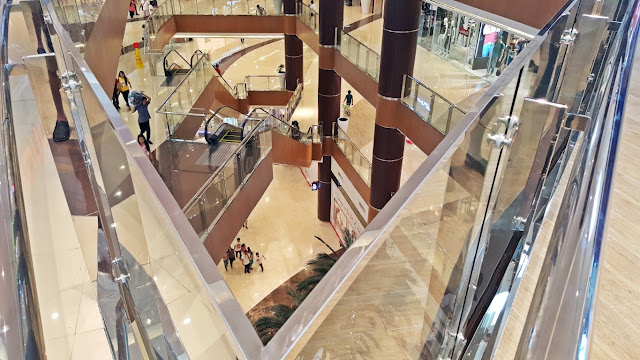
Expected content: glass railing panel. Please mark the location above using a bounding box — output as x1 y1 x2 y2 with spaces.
366 51 379 80
296 2 318 33
68 62 241 360
185 199 207 237
297 112 511 358
333 125 372 185
158 54 215 135
202 179 227 229
335 28 381 81
41 3 252 354
402 75 467 136
431 95 451 134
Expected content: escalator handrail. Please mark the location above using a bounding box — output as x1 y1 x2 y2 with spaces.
190 49 204 67
162 49 191 73
0 0 46 358
182 114 268 213
157 53 210 111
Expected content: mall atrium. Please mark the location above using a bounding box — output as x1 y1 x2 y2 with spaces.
0 0 638 359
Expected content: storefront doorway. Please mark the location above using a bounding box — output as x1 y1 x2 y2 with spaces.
418 0 531 81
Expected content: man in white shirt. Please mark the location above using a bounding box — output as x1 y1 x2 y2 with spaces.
242 252 251 274
256 253 266 272
234 238 242 258
309 0 317 11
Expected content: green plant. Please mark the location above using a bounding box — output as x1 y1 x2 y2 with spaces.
254 287 305 345
253 230 356 344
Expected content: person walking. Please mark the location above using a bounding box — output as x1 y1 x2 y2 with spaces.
234 238 242 259
256 252 265 272
223 251 229 271
247 247 254 271
129 0 136 18
137 134 153 161
117 71 132 110
112 78 120 110
142 0 151 18
242 251 251 274
227 246 235 269
309 0 317 11
487 37 505 76
132 92 153 144
256 4 266 15
343 90 353 115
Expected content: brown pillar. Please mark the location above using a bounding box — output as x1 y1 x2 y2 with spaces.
285 34 303 91
284 0 303 91
368 0 420 221
317 0 344 221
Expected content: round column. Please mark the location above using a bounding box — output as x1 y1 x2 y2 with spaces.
317 0 344 221
285 34 303 91
284 0 303 91
369 0 421 221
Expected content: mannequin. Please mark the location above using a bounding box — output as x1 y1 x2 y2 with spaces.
438 17 449 54
482 25 499 57
444 18 454 55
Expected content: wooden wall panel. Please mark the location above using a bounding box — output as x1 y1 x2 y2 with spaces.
333 49 380 108
84 0 130 94
376 98 445 156
174 15 289 34
295 18 320 55
247 90 292 107
203 152 274 262
271 131 312 167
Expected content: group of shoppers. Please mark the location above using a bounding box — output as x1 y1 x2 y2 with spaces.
113 70 153 161
223 238 266 273
129 0 157 19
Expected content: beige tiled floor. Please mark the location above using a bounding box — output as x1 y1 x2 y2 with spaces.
217 165 340 312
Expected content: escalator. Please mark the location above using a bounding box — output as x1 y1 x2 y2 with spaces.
204 121 243 147
162 49 204 86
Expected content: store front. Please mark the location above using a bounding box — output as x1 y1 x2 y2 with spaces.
418 1 532 79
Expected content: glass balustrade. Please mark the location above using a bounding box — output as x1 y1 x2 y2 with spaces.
5 0 630 358
333 124 371 185
282 81 303 123
147 0 284 41
183 122 273 238
401 74 467 135
296 2 318 34
157 54 212 135
335 28 380 81
41 1 263 356
245 74 286 91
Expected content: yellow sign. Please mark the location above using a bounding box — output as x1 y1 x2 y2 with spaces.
134 46 144 69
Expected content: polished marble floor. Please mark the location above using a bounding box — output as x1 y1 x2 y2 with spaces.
217 165 340 312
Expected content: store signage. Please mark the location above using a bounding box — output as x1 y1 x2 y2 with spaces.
459 28 470 36
331 160 368 221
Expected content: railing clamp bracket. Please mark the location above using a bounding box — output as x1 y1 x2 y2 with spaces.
487 133 512 149
561 29 579 44
513 216 527 231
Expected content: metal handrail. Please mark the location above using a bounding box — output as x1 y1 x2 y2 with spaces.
157 52 210 111
402 74 467 113
181 110 269 213
0 0 45 358
332 123 372 169
516 0 640 357
335 27 379 57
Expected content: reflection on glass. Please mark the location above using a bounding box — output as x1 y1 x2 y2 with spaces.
335 29 380 81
